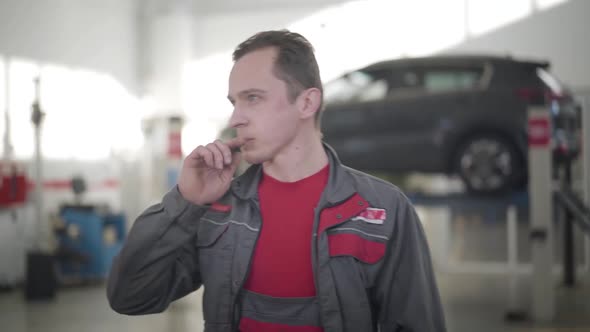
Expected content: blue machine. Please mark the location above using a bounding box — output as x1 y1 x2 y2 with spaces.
56 206 126 282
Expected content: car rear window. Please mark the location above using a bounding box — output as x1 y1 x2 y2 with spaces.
324 70 388 104
536 67 564 94
423 68 484 92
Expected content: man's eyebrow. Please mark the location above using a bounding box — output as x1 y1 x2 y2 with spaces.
238 88 266 97
238 89 267 97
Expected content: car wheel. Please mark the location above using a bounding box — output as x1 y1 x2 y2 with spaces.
453 135 524 194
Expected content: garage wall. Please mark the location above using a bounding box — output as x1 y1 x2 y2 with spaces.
180 5 339 145
445 0 590 92
192 6 325 59
0 0 585 112
0 0 143 240
0 0 139 93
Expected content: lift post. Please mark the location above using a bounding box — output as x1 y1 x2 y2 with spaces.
528 105 555 322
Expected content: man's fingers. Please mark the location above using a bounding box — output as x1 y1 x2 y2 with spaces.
213 140 232 165
226 137 246 150
206 142 225 170
186 138 244 170
227 149 242 174
195 146 214 169
230 150 242 168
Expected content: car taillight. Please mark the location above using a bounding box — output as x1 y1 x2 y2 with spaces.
515 88 567 103
558 142 569 154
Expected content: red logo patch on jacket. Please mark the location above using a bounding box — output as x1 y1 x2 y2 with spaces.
352 207 386 225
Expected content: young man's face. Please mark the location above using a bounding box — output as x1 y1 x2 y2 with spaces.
227 47 301 165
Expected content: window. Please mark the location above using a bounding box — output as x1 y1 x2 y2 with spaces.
386 69 423 98
424 68 483 92
324 70 389 104
0 58 142 160
402 71 420 87
536 67 563 94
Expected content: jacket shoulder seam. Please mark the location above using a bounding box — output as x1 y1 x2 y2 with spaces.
342 166 405 196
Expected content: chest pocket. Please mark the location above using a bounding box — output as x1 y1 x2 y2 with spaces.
196 212 233 324
325 220 387 329
326 221 388 264
196 212 232 278
196 214 230 248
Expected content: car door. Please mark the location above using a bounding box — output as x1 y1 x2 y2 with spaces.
381 63 488 172
371 66 433 172
322 69 392 171
417 64 488 169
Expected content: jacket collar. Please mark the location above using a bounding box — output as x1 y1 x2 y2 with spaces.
231 142 357 205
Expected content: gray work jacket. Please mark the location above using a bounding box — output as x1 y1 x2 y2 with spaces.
107 144 446 332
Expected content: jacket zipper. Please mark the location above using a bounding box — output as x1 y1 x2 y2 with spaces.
312 206 321 293
230 199 261 331
312 200 337 328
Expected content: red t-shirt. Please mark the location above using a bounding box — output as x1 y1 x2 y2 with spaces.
240 165 329 332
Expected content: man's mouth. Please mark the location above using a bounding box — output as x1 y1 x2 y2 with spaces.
245 138 258 149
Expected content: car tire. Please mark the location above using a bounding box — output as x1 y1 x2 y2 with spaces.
453 134 524 195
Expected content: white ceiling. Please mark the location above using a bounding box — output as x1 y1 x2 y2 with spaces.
193 0 349 14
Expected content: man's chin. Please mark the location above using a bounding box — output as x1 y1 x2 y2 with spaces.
244 149 276 165
241 152 263 165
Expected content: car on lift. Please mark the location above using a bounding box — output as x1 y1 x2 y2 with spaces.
321 55 582 194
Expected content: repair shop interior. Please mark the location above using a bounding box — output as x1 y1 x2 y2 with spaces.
0 0 589 331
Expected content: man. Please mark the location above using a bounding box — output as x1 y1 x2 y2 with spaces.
107 30 446 332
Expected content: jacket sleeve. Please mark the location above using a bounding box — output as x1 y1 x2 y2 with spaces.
373 195 447 332
107 186 209 315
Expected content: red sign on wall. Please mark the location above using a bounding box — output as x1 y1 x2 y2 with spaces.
168 132 182 159
528 117 551 147
0 175 27 206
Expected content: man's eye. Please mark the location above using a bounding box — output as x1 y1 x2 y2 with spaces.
247 94 259 102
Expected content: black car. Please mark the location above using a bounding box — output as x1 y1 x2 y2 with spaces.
321 55 582 194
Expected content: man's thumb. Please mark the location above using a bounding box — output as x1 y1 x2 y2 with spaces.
229 152 242 173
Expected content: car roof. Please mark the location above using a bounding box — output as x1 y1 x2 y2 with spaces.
363 54 550 71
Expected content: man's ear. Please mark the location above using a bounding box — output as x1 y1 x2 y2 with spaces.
296 88 322 121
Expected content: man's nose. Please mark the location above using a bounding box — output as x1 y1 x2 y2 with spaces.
228 107 247 129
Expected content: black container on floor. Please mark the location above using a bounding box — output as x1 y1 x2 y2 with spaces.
25 252 57 301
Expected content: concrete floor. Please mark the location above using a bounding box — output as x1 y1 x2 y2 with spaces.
0 285 205 332
2 202 589 331
1 272 589 332
438 273 590 332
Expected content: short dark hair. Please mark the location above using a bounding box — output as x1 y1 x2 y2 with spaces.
233 30 324 127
